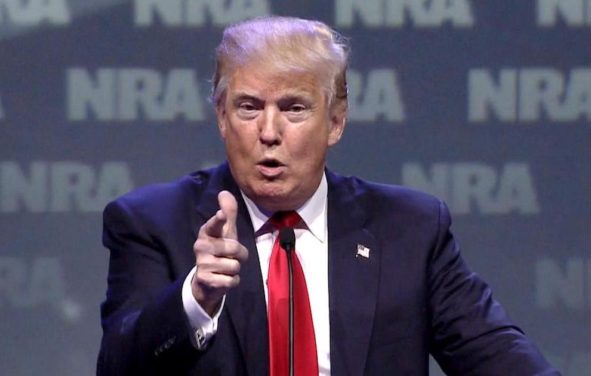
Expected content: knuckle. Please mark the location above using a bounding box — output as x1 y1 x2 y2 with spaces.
239 246 248 261
195 252 212 267
194 272 209 287
225 239 243 256
193 238 209 253
231 260 241 274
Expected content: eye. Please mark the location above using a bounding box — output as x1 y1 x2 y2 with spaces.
288 104 307 113
239 102 256 112
236 101 260 119
281 100 312 122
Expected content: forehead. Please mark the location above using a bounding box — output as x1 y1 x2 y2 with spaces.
226 66 326 101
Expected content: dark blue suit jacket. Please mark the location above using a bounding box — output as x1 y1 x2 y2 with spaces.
98 162 558 375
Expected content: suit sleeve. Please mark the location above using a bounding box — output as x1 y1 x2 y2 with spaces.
97 198 201 376
428 201 560 376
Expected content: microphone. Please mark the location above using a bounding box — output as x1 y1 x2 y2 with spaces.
279 227 295 376
279 227 296 252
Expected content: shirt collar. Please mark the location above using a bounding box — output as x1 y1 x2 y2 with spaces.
241 173 327 243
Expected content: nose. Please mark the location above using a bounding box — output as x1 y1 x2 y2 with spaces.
258 107 282 146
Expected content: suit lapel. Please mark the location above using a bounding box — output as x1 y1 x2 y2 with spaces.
225 198 269 376
194 164 269 376
327 171 380 376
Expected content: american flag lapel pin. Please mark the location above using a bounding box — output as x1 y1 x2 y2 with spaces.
356 244 370 259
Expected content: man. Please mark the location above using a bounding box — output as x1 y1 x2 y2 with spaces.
98 16 559 375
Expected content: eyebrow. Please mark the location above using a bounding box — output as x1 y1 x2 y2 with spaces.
231 89 315 102
232 93 261 102
277 95 313 107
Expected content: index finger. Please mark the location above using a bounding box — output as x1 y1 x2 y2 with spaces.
203 208 227 238
203 191 238 239
217 190 238 239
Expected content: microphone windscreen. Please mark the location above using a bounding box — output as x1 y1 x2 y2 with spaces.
279 227 296 252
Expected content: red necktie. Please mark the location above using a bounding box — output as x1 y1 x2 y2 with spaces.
267 211 319 376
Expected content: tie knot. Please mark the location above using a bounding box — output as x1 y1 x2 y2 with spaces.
269 210 301 230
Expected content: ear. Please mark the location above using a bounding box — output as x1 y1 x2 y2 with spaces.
327 103 347 146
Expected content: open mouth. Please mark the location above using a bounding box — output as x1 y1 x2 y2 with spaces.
259 159 283 168
257 158 285 177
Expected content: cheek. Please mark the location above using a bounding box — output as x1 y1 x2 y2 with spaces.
226 124 259 154
294 136 329 165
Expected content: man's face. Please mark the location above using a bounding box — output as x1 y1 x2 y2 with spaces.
217 65 346 212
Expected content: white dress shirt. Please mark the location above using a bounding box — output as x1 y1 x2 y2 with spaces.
182 174 331 375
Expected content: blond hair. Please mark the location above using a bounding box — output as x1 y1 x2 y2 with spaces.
212 16 349 109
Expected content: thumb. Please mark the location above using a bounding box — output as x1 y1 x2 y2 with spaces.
218 190 238 239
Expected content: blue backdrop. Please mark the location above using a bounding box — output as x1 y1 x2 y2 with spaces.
1 1 589 374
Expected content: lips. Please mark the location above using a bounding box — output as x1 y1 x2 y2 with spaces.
256 158 285 178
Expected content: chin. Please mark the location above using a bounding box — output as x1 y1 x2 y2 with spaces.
251 189 297 212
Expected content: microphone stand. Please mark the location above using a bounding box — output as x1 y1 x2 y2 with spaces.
286 245 294 376
279 227 296 376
